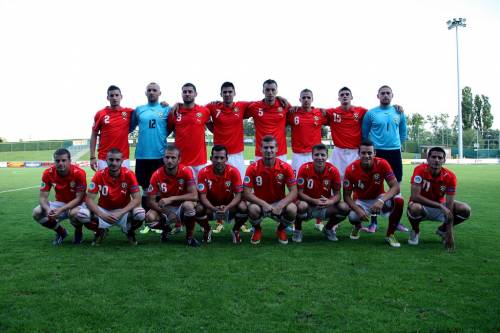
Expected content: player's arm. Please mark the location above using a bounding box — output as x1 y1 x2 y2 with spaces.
399 112 408 145
343 187 369 221
199 193 216 211
89 130 99 171
371 177 400 213
444 193 455 251
161 183 198 206
48 192 85 219
38 190 51 214
112 191 141 219
129 108 138 133
298 189 321 206
410 184 443 209
394 104 404 114
276 184 298 210
205 120 214 133
361 112 371 141
224 192 242 212
85 192 117 224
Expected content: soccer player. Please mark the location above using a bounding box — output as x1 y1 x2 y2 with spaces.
343 140 404 248
196 145 248 243
243 135 297 245
167 83 210 178
130 82 171 210
145 144 206 246
90 85 134 171
32 148 87 245
406 147 471 251
294 144 350 243
82 148 145 246
246 79 290 161
361 85 408 233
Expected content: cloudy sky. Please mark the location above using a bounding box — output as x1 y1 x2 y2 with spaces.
0 0 498 141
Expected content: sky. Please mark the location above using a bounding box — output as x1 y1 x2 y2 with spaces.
0 0 499 142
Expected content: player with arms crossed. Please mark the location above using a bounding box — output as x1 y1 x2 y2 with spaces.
407 147 471 251
343 140 404 248
90 85 134 171
81 148 145 246
145 145 206 247
196 145 248 244
294 144 350 243
33 148 87 245
244 135 297 245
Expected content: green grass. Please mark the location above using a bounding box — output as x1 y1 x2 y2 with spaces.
1 165 499 332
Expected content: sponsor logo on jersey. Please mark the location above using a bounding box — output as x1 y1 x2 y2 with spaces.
121 111 127 119
243 176 251 184
89 182 96 190
414 175 423 184
198 183 205 191
323 180 330 187
297 178 305 186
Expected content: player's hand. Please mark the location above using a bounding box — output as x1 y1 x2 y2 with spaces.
277 96 290 108
262 204 273 214
370 199 384 215
99 211 118 224
171 102 182 114
394 104 404 114
160 101 169 107
271 205 283 216
356 208 370 222
159 198 172 209
48 208 63 219
440 204 453 221
445 230 455 252
317 196 329 208
289 106 299 113
209 100 221 105
90 158 98 171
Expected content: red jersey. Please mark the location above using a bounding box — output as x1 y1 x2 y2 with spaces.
147 164 196 199
88 167 140 210
410 163 457 203
244 158 296 203
288 108 326 153
343 157 395 200
197 164 243 206
92 106 134 160
297 162 341 199
246 100 288 157
168 104 210 166
40 164 87 203
206 101 250 154
326 106 367 149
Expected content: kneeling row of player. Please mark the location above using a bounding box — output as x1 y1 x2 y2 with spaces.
33 137 471 250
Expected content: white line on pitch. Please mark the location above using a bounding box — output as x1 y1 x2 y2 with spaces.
0 185 38 194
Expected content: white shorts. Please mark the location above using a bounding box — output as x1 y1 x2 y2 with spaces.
291 153 312 177
98 159 130 171
228 152 246 178
97 207 130 233
421 206 446 222
330 148 358 180
348 195 392 221
308 206 328 220
160 205 183 224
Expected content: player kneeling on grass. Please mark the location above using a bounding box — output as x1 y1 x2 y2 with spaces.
81 148 145 246
294 144 350 243
145 144 205 247
244 135 297 245
196 145 248 244
33 148 87 245
407 146 471 251
343 140 404 248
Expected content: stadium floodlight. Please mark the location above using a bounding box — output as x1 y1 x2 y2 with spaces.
447 18 466 160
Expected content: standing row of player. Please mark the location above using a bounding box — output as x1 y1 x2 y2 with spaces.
34 136 470 250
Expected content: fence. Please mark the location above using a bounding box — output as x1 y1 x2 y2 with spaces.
0 140 73 152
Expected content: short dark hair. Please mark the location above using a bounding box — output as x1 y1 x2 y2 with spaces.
182 83 197 92
220 82 235 91
338 86 352 94
107 148 122 155
312 143 327 152
53 148 71 159
211 145 228 157
300 89 313 96
360 139 374 148
107 85 121 95
427 146 446 158
262 135 277 145
165 144 180 156
378 85 392 93
263 79 277 88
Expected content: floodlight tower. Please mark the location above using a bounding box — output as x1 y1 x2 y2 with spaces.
447 18 466 160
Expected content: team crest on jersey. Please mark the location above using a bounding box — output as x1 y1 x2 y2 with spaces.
353 113 359 120
225 181 232 188
278 107 283 112
89 182 96 190
157 111 163 118
244 176 251 184
373 174 380 181
198 183 205 191
121 182 128 189
70 181 76 188
414 176 423 184
121 111 128 119
297 178 305 186
440 185 446 192
393 116 399 123
196 112 202 118
323 180 330 187
233 107 239 113
277 173 284 181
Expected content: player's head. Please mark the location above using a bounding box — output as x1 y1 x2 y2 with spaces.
220 82 236 105
338 87 353 106
377 85 393 106
146 82 161 103
53 148 71 175
358 139 375 168
107 85 122 108
261 135 277 159
262 79 278 103
163 144 180 171
427 146 446 171
106 148 123 172
312 143 328 168
182 83 197 104
300 89 313 108
210 145 228 173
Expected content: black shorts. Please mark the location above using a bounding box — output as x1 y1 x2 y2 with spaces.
375 149 402 182
135 158 164 190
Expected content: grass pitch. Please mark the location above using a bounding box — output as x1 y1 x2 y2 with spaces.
0 165 499 332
